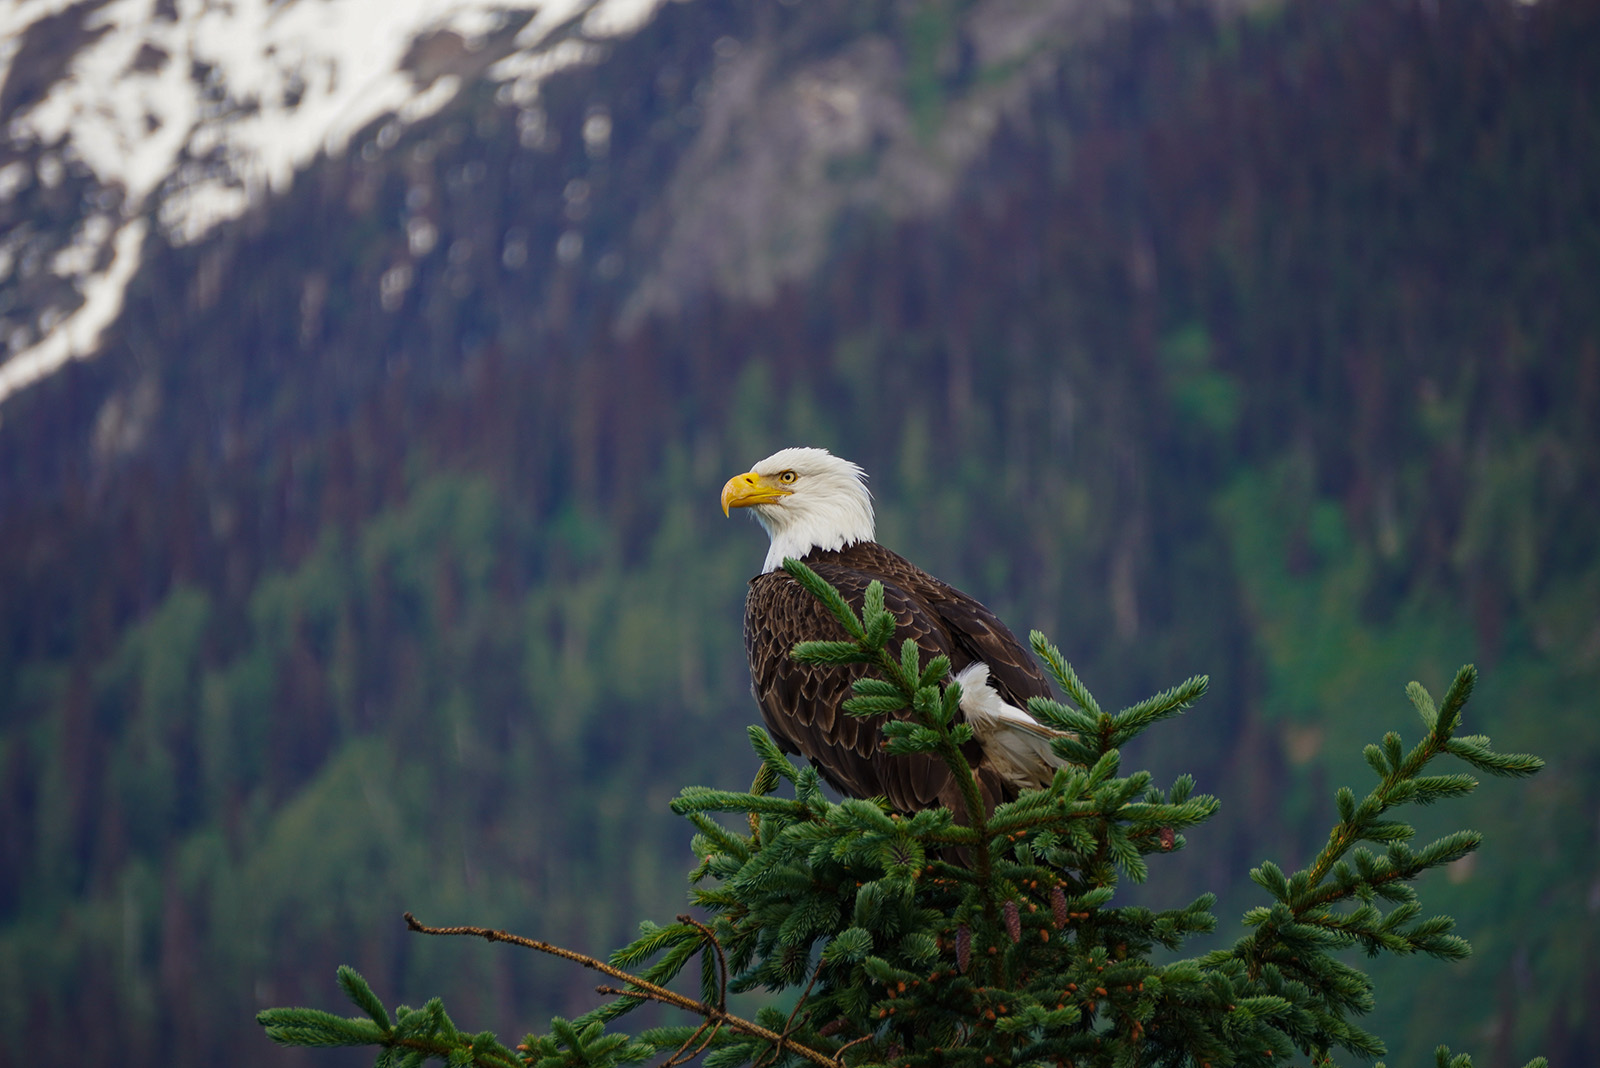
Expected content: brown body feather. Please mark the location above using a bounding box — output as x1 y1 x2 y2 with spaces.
745 541 1052 817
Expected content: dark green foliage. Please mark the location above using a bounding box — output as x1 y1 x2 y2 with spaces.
259 966 529 1068
262 570 1543 1068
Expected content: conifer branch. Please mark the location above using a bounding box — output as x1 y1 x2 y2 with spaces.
784 557 1001 949
257 967 525 1068
263 622 1543 1068
405 914 839 1068
783 558 992 840
1222 662 1543 1050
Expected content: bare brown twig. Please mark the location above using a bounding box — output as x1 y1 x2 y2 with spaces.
746 929 839 1068
654 1019 721 1068
677 913 729 1011
783 955 829 1040
404 913 838 1068
830 1033 876 1065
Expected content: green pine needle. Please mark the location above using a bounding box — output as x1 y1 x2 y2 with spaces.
1406 680 1438 730
1433 665 1477 737
842 693 908 717
745 726 799 783
782 558 865 638
1029 630 1103 718
790 639 869 664
337 965 392 1031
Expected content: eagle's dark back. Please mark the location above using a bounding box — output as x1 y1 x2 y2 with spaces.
744 541 1051 816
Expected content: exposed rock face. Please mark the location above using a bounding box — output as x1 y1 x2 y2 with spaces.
0 0 1271 407
620 0 1238 325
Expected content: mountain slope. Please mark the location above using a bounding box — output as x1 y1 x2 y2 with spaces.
0 1 1595 1067
0 0 667 404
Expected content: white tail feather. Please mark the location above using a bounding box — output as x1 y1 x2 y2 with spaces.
954 662 1074 792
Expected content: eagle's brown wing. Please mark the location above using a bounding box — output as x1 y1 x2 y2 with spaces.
837 542 1053 713
745 544 1045 816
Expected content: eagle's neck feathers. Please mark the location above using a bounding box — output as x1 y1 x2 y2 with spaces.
760 515 872 573
749 448 875 573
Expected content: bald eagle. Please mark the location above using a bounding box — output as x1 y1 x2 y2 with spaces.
722 447 1071 817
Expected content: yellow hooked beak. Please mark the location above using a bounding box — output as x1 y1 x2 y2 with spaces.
721 471 792 516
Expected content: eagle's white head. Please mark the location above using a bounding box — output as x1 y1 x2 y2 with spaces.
722 447 876 572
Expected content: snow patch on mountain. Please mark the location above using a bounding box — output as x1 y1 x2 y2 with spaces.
0 0 662 407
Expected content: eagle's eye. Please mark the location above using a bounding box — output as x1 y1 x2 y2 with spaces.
778 470 798 484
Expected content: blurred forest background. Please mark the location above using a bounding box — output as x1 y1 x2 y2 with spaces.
1 0 1596 1065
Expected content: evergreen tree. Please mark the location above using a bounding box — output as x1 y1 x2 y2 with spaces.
260 560 1546 1068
